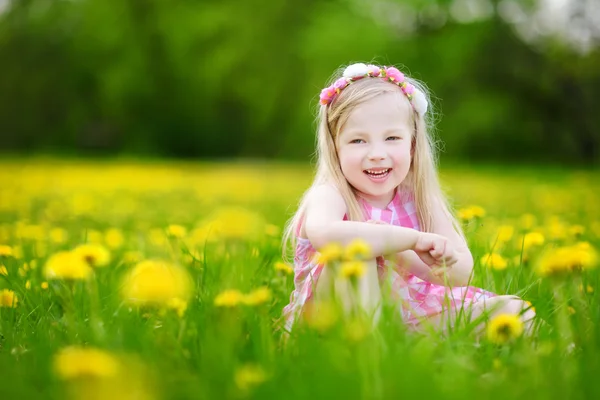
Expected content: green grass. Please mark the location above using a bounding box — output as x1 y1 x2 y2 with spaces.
0 159 599 400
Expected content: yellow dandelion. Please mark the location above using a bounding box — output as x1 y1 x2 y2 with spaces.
487 313 524 344
214 289 244 307
242 287 272 306
457 208 474 221
344 238 371 260
166 224 187 238
481 253 508 270
25 280 31 290
470 206 486 218
265 224 280 237
121 260 192 306
495 225 514 243
104 228 125 249
568 225 585 238
536 243 598 277
203 207 266 241
520 214 537 230
234 364 267 391
344 318 370 342
0 289 18 308
44 251 93 280
274 261 293 275
166 297 188 317
86 229 104 244
73 244 111 268
339 261 366 279
0 265 7 276
53 346 119 380
303 301 339 333
122 251 143 264
0 245 13 257
41 282 49 290
522 232 545 252
49 228 68 244
314 242 343 265
578 284 594 294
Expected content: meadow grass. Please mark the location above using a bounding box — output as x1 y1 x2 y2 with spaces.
0 158 599 400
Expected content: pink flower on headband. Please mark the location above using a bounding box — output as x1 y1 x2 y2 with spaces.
333 77 349 91
384 67 405 84
319 86 337 105
402 82 415 95
366 65 381 77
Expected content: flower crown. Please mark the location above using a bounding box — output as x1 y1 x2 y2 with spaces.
319 63 428 115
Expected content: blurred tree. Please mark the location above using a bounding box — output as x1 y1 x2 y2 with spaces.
0 0 597 164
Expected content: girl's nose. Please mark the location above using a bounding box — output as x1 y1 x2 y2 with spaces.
368 145 386 161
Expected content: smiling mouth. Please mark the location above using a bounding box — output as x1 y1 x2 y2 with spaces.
364 168 392 178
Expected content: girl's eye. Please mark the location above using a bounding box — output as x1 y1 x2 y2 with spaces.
386 136 401 141
350 139 364 144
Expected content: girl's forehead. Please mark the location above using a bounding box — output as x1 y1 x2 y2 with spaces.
341 93 412 133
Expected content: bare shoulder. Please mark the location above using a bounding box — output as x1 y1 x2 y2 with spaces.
301 184 348 239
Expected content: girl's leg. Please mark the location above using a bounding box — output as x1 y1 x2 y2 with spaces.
315 259 382 321
427 295 536 334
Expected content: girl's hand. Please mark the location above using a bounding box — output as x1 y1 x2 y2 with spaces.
366 220 457 277
414 232 458 274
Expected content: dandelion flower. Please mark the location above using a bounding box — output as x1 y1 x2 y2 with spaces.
73 244 111 268
104 228 125 249
242 287 272 306
274 261 293 275
339 261 366 278
49 228 68 244
522 232 545 252
45 251 93 280
214 289 244 307
54 346 119 380
0 245 13 257
0 265 7 276
166 224 187 238
487 313 523 344
166 297 188 317
495 225 514 243
303 301 338 333
314 242 343 264
536 243 598 277
481 253 508 270
121 260 192 306
234 364 267 391
0 289 18 308
344 238 371 260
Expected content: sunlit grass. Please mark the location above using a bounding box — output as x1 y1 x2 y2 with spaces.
0 159 599 400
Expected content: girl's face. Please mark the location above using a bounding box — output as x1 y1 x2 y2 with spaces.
336 92 413 208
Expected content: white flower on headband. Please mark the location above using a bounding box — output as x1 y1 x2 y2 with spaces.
343 63 370 79
411 89 428 115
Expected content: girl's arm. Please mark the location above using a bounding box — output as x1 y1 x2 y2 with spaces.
397 200 473 287
304 185 421 255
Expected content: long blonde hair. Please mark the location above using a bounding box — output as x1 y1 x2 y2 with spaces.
281 64 464 262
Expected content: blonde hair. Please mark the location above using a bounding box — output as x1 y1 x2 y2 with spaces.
281 64 464 262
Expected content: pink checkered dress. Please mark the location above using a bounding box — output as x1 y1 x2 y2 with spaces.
281 190 496 331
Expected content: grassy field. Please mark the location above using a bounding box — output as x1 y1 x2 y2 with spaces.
0 159 599 400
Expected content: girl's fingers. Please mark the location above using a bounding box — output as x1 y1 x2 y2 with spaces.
431 266 451 277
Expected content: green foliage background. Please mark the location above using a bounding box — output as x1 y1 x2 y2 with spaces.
0 0 598 163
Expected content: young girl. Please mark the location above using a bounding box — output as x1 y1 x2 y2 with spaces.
281 62 535 334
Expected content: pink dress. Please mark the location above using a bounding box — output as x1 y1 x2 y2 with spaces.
281 190 496 332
